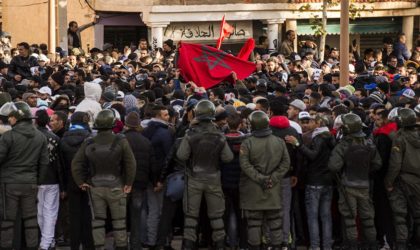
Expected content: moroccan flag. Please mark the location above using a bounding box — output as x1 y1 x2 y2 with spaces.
237 38 255 61
216 15 234 49
177 42 256 89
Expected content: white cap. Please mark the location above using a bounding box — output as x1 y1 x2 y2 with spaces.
38 86 52 96
298 111 312 120
117 91 125 99
402 88 415 99
38 54 49 62
290 99 306 111
349 64 355 73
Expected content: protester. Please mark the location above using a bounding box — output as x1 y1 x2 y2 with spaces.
0 29 418 250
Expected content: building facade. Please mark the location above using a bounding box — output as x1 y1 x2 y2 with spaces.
2 0 420 54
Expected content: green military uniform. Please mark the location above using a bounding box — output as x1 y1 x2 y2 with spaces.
328 114 382 249
239 111 290 250
72 110 136 250
385 109 420 250
0 102 49 249
176 100 234 250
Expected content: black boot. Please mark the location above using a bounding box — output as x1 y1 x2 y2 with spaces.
214 240 225 250
271 245 282 250
395 241 408 250
248 244 261 250
182 239 196 250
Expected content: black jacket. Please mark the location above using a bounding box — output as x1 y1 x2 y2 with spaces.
221 132 248 190
142 120 174 185
38 127 64 190
160 137 187 181
8 55 38 80
269 116 303 179
60 128 91 191
297 127 335 186
0 121 49 184
124 129 154 190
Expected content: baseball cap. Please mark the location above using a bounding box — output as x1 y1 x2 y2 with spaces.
298 111 313 120
38 86 52 96
38 54 49 62
289 99 306 111
402 88 415 99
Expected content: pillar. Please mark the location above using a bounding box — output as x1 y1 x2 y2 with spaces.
150 22 169 49
267 19 281 52
340 0 349 87
49 0 56 55
94 24 104 50
285 19 298 53
57 0 68 52
403 16 414 51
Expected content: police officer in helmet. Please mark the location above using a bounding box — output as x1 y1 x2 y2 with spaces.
177 100 234 250
239 111 290 250
329 113 382 250
72 109 136 250
0 102 49 249
386 108 420 250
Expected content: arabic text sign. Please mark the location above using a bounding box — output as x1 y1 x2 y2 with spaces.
163 21 252 41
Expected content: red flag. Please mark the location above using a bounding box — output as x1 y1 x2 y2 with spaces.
177 42 256 89
237 38 255 61
216 15 234 49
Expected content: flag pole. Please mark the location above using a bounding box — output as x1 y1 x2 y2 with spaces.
216 14 226 50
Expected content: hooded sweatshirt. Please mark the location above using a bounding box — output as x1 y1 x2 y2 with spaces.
269 116 302 179
75 80 102 123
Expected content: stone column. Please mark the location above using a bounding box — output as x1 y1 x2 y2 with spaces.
57 0 68 52
150 22 169 49
48 0 56 55
285 19 298 53
403 16 414 51
94 24 104 50
267 19 283 52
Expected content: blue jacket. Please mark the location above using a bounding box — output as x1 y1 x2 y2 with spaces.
393 41 411 64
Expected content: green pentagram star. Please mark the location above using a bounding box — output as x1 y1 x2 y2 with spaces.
194 45 231 71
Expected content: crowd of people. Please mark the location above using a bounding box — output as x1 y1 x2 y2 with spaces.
0 20 419 250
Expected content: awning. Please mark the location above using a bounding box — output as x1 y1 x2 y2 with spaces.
297 17 402 35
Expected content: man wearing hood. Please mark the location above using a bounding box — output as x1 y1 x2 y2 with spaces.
75 79 103 124
268 99 302 249
372 109 397 249
239 111 290 250
385 108 420 250
285 114 335 250
329 113 382 250
0 102 49 249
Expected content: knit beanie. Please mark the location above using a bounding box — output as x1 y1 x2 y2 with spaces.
70 111 90 127
125 111 141 128
51 72 65 86
123 94 137 111
0 92 12 107
369 91 385 104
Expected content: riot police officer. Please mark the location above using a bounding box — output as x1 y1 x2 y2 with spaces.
328 113 382 250
72 109 136 250
177 100 234 250
0 102 49 250
385 108 420 250
239 111 290 250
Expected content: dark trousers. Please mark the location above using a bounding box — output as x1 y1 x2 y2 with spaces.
0 183 38 249
156 191 183 247
223 188 247 248
68 187 94 250
130 187 146 250
373 179 395 246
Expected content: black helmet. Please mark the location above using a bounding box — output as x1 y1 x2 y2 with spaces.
93 109 116 129
194 100 216 121
342 113 364 137
249 111 269 131
396 108 416 128
9 101 34 121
